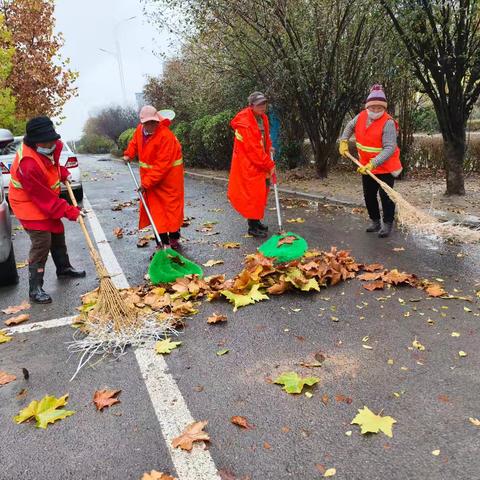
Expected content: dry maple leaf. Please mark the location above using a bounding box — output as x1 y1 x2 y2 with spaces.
277 235 297 246
363 263 384 272
2 301 30 315
0 371 16 386
231 415 254 430
382 269 417 286
425 283 446 297
335 394 353 404
113 227 124 239
141 471 177 480
172 420 210 451
93 389 121 411
363 280 385 291
207 313 227 324
357 271 384 282
4 314 30 326
267 281 290 295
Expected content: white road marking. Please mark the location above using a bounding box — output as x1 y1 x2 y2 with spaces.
82 197 221 480
5 315 76 335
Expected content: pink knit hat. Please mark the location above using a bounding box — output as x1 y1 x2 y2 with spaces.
139 105 165 123
365 84 387 109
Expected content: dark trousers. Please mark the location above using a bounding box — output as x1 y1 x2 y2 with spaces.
362 173 395 223
26 230 67 267
159 230 180 245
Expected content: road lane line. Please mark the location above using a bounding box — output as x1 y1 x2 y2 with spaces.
5 315 76 335
83 197 221 480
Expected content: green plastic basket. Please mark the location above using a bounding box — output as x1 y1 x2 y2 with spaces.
258 232 308 263
148 248 203 284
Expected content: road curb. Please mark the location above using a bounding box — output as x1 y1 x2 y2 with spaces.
185 170 480 228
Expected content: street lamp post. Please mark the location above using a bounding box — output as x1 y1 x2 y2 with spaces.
99 16 136 105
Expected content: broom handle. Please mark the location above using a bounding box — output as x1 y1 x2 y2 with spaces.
65 181 97 257
126 162 163 247
272 172 283 233
345 151 382 183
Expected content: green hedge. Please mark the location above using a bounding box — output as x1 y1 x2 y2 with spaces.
118 128 136 152
77 134 115 154
171 110 234 169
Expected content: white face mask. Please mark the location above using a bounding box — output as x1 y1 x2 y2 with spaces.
367 109 384 121
37 145 56 156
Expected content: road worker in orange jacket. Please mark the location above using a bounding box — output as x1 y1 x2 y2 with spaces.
228 92 275 238
124 106 184 249
339 85 402 238
9 117 85 304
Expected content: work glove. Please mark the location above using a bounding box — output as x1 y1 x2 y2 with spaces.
339 139 349 157
123 155 131 163
357 162 374 175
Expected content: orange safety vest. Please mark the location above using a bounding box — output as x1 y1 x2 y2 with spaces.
354 110 402 175
9 143 62 221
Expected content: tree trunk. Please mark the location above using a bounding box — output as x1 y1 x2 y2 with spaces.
443 135 466 195
314 141 337 178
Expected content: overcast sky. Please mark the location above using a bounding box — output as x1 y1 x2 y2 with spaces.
55 0 170 141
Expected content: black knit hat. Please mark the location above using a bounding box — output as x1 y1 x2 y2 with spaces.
24 116 61 144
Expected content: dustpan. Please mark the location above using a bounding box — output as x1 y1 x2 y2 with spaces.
258 170 308 262
127 163 203 284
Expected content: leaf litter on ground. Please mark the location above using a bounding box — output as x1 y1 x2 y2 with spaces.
93 389 121 411
171 420 210 451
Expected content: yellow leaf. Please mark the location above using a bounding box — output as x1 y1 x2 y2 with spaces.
362 345 373 350
432 450 440 456
324 468 336 477
351 406 396 437
202 259 224 267
469 417 480 426
286 217 305 223
14 394 74 429
387 359 394 365
155 338 182 354
459 351 468 357
220 242 241 249
451 332 460 337
0 330 12 344
412 338 425 351
221 284 268 312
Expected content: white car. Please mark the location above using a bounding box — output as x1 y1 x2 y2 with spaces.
0 136 83 203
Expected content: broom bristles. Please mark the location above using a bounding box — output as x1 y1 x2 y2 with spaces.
376 177 480 243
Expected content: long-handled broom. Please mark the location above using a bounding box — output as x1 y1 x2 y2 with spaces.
65 182 176 380
127 162 203 283
345 152 480 243
258 166 309 262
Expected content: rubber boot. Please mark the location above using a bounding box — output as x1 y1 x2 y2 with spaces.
247 220 267 238
51 247 86 278
29 264 52 304
378 222 393 238
257 221 268 232
366 219 381 233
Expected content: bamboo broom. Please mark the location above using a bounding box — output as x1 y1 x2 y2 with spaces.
345 152 480 243
65 182 137 330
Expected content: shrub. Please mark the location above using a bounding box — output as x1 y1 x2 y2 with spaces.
201 110 234 170
412 106 439 134
77 134 115 154
172 121 191 160
188 115 212 167
117 128 136 152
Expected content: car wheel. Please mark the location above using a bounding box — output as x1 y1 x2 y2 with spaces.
74 185 84 203
0 244 19 287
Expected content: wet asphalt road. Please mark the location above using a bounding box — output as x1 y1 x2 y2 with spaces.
0 154 479 480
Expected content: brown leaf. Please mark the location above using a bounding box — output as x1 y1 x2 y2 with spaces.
16 388 28 400
277 235 297 246
363 263 384 272
4 313 30 326
382 269 417 286
113 227 124 239
172 421 210 451
267 281 289 295
263 441 271 449
137 237 150 248
0 371 16 386
438 395 450 404
363 280 385 291
2 301 30 315
321 394 329 406
281 426 290 433
93 389 121 411
207 313 227 324
231 416 254 430
425 283 447 298
141 471 177 480
335 394 352 404
357 271 384 281
218 470 237 480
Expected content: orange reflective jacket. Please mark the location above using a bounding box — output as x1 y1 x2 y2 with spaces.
354 110 402 175
9 143 61 221
227 107 274 220
125 122 184 232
